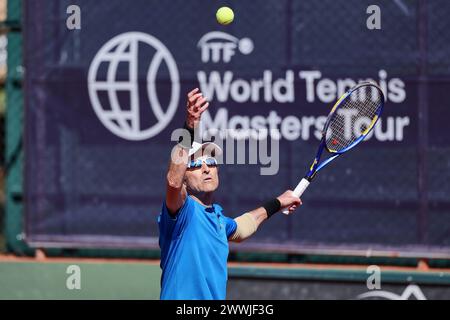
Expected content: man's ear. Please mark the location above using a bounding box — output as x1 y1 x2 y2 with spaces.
183 178 191 194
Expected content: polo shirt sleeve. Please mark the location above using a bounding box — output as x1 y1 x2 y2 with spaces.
214 203 237 239
158 196 194 240
224 216 237 239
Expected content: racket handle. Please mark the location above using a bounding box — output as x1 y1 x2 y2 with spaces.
292 178 310 197
282 178 310 215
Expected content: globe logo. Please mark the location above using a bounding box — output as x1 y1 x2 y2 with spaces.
88 32 180 140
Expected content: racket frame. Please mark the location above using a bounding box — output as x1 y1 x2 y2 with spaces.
305 82 385 182
283 82 385 214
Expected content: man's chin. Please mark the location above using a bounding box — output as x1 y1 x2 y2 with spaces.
202 182 218 192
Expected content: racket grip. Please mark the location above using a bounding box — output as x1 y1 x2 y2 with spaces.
282 178 310 215
292 178 310 197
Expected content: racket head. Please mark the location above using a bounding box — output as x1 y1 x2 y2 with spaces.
323 82 385 154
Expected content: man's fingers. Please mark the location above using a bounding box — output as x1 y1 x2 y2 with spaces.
187 88 199 99
192 104 209 118
188 102 209 120
195 97 207 109
290 197 301 207
198 102 209 113
189 93 203 104
188 93 203 106
291 193 302 204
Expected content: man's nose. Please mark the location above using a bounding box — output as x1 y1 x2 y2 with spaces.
201 162 210 173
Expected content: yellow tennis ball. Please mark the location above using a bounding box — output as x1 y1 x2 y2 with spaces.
216 7 234 25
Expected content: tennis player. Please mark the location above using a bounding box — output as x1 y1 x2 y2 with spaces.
158 88 302 300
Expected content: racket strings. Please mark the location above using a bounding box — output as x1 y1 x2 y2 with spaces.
325 85 383 152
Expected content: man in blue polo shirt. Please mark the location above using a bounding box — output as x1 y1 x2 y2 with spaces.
158 88 302 300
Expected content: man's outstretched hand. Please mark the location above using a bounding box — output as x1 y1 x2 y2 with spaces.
277 190 302 214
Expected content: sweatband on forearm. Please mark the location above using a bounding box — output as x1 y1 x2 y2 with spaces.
229 212 258 243
262 198 281 218
178 122 195 149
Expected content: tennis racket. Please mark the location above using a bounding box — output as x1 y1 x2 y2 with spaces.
283 81 385 214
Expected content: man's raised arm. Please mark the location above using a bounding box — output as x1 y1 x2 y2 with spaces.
165 88 210 214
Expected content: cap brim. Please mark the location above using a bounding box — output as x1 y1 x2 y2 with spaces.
188 142 223 158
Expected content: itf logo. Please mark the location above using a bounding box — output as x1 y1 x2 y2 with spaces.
197 31 254 63
88 32 180 141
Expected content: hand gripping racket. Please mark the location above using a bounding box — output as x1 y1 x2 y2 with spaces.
283 82 385 214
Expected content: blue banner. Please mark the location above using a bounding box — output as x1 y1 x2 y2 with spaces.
23 0 450 256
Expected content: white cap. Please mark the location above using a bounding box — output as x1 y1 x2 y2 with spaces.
188 141 223 159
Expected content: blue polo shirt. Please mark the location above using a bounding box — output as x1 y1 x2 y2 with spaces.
158 195 237 300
